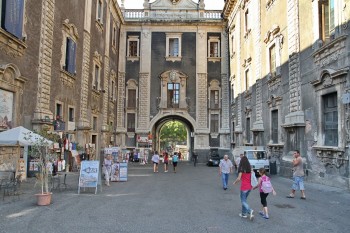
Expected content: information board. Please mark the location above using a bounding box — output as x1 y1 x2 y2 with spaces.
118 162 128 182
78 160 99 194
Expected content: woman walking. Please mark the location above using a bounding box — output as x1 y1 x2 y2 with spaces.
152 151 160 173
163 152 169 172
233 156 254 220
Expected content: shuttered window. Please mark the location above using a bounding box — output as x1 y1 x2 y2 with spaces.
128 89 136 108
1 0 24 39
65 38 77 74
271 110 278 143
323 92 338 146
211 114 219 133
127 113 135 132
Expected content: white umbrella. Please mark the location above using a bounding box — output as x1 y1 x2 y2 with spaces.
0 126 53 146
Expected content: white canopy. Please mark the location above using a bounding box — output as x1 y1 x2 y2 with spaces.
0 126 53 146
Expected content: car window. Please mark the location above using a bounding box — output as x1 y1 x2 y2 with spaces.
245 151 266 160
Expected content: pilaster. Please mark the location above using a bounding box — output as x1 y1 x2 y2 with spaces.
33 0 55 123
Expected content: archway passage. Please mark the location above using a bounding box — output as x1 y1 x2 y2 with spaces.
152 115 194 161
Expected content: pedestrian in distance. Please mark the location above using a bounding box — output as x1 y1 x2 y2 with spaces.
172 152 179 173
163 152 169 172
152 151 160 173
219 154 233 190
103 154 113 186
286 150 306 199
253 168 276 219
193 152 198 167
233 155 254 220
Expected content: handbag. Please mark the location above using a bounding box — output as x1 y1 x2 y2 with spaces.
251 171 258 187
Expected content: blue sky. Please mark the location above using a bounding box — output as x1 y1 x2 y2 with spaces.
118 0 225 10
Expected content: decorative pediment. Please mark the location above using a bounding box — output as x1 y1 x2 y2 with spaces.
126 79 138 89
0 63 24 84
209 79 220 89
93 51 103 65
311 67 349 89
267 94 282 108
62 19 79 41
242 57 252 67
264 25 280 44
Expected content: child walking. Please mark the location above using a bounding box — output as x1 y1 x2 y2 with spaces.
254 168 276 219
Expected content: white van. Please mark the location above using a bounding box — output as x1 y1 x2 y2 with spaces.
232 147 270 173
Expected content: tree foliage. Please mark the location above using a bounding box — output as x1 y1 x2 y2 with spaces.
159 121 187 148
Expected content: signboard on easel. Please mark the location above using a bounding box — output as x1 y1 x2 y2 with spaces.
78 160 99 194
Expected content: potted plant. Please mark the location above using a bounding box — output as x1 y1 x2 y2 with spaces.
25 130 57 206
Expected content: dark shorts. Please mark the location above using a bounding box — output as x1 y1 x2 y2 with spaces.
153 162 158 165
164 162 168 164
173 162 178 167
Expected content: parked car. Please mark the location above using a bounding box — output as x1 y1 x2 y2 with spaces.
207 154 221 166
232 147 270 174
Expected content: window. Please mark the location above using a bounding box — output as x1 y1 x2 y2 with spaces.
167 83 180 108
127 89 136 108
323 92 338 146
0 0 24 39
231 34 235 55
64 38 77 74
246 118 251 143
232 122 235 142
245 69 250 91
319 0 335 42
92 116 98 131
111 23 118 49
210 90 219 109
129 41 137 56
208 36 221 59
169 38 179 56
56 103 62 118
166 33 182 61
127 35 139 61
127 113 135 132
68 107 74 122
231 82 235 102
110 80 115 100
271 110 278 143
245 8 249 33
96 0 103 23
93 64 100 90
211 114 219 133
269 44 276 75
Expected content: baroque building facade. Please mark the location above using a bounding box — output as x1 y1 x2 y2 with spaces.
223 0 350 189
117 0 231 158
0 0 123 159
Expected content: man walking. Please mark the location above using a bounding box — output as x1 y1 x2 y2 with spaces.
287 150 306 199
219 155 233 190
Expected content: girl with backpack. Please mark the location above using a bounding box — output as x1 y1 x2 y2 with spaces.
254 168 276 219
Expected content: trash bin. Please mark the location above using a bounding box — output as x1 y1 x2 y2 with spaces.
269 161 277 175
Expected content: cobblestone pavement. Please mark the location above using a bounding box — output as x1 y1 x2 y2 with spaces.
0 162 349 233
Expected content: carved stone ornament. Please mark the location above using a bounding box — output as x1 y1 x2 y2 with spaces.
170 0 181 4
314 148 349 168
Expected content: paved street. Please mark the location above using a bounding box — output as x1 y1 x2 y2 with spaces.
1 162 349 233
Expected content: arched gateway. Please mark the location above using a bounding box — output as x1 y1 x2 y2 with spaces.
115 0 231 159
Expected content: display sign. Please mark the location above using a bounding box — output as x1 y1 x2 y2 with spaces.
78 160 99 194
119 162 128 182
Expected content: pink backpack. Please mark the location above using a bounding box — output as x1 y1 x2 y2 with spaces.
261 176 273 193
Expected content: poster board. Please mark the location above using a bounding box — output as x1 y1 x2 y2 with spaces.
78 160 99 194
118 162 128 182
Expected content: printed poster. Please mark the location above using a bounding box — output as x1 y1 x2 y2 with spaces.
79 161 99 188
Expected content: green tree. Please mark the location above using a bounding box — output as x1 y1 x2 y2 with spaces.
159 121 187 149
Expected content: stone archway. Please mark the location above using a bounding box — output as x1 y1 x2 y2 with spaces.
151 114 195 160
